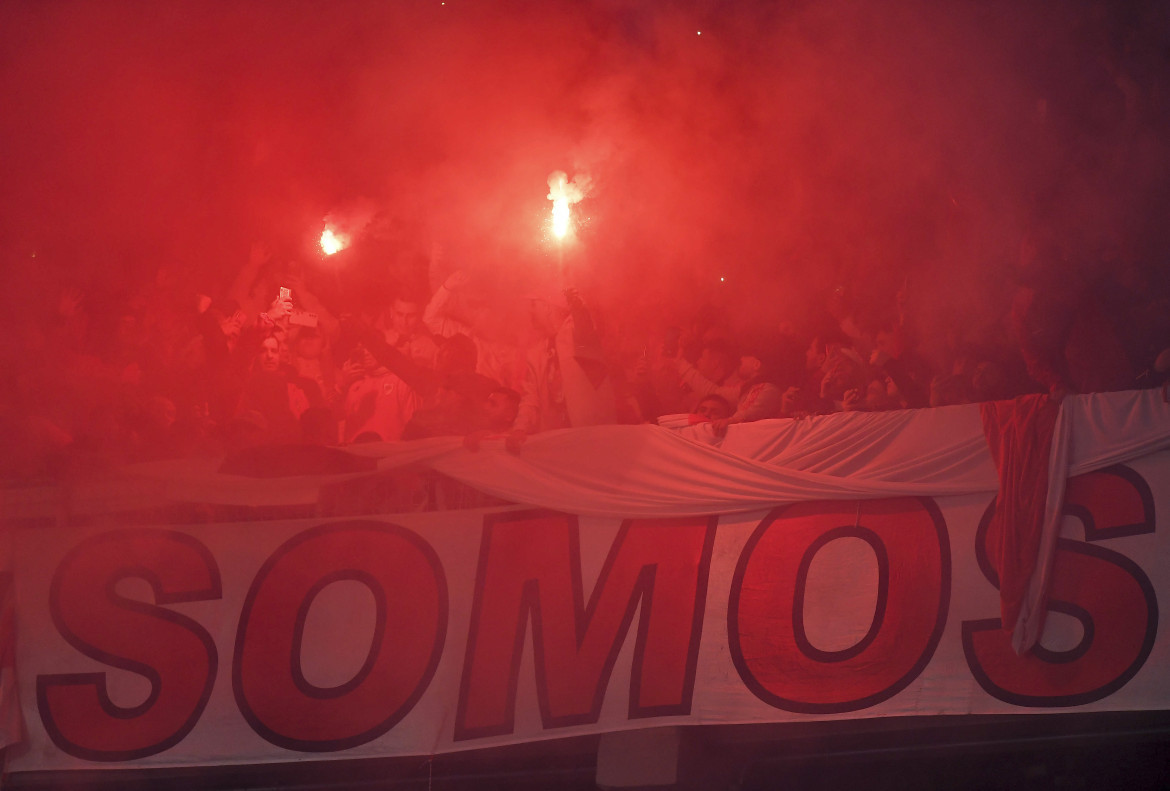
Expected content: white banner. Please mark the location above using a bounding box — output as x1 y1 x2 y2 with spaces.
5 454 1169 772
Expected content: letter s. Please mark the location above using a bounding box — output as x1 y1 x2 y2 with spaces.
37 529 221 761
963 465 1157 706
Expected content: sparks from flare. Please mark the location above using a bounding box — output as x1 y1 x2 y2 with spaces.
320 228 349 256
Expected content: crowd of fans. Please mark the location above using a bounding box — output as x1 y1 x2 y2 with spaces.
3 234 1170 485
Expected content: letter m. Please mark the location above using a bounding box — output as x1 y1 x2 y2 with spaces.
454 510 716 740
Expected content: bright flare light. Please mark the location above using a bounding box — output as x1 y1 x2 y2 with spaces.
551 198 570 239
546 170 591 243
320 228 349 256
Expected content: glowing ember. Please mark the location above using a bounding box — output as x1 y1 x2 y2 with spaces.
320 228 348 255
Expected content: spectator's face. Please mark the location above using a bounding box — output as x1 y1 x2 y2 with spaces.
972 361 1006 401
929 375 967 407
820 357 860 401
738 355 762 380
694 397 731 421
259 337 281 373
296 334 324 360
390 300 422 336
806 338 825 370
781 385 801 414
484 391 519 430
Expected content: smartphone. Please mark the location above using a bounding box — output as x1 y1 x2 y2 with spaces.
279 286 292 303
289 311 319 328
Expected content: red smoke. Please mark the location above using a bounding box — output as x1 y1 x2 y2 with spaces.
2 0 1167 337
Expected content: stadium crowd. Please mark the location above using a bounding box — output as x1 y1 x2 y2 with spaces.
3 233 1170 486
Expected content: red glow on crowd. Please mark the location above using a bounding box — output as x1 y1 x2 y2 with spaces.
2 0 1170 483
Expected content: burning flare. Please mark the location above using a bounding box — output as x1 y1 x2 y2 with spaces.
320 228 349 256
546 171 591 241
551 196 570 239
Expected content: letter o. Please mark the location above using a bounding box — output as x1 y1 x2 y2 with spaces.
233 521 447 751
729 498 949 713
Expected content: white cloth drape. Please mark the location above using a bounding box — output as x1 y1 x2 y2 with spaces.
8 390 1166 518
7 390 1170 652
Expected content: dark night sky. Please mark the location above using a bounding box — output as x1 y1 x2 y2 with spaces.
2 0 1169 336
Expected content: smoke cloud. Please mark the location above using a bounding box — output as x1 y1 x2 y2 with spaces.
547 171 592 207
2 0 1168 338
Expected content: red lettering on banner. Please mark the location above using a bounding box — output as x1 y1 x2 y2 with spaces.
963 465 1157 706
728 498 950 713
233 521 447 751
454 511 716 740
36 530 221 761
